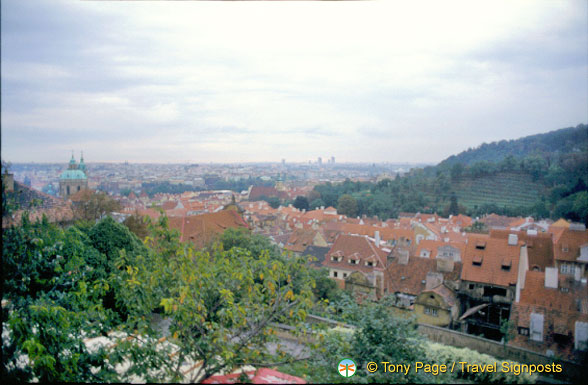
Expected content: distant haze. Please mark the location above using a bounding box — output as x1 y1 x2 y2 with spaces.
1 0 587 164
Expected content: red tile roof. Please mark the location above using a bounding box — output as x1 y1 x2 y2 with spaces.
168 210 249 248
386 257 462 296
202 368 306 384
551 227 588 262
490 229 554 270
461 234 520 287
322 234 388 273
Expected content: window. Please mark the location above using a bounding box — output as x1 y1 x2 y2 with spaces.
348 259 359 265
333 271 338 278
562 244 569 253
560 263 575 275
518 327 529 336
530 313 544 342
424 307 438 317
473 255 483 266
343 273 348 278
365 261 374 267
469 283 475 290
331 256 342 262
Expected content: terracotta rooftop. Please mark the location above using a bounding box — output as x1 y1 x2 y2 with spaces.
551 227 588 262
386 257 462 296
490 229 554 270
461 233 521 287
323 234 388 274
168 210 249 248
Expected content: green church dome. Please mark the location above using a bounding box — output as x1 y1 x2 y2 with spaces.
60 169 87 180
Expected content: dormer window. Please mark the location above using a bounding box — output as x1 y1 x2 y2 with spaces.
475 241 486 250
330 256 342 262
562 244 569 252
365 261 375 267
501 258 512 271
473 255 483 266
348 259 359 265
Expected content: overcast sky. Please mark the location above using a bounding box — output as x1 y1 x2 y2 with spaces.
1 0 587 164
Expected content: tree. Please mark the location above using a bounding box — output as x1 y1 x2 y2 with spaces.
111 219 317 382
337 194 358 217
123 213 149 240
2 216 122 382
448 192 459 216
309 198 326 210
71 190 121 222
293 196 309 211
305 298 431 383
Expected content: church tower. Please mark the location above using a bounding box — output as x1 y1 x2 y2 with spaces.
59 151 88 199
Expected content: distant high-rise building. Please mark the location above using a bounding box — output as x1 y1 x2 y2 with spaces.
282 158 286 166
318 157 322 166
331 156 335 164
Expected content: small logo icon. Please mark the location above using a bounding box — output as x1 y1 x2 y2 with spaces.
338 358 356 378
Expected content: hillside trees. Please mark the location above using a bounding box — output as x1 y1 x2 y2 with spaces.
2 216 122 382
70 190 121 222
114 217 316 382
2 213 319 382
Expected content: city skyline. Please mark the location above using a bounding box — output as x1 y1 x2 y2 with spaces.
1 0 587 163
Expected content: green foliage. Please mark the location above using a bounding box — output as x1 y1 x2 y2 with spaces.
309 198 326 210
72 190 122 222
259 195 281 209
337 194 358 217
216 227 281 259
293 196 310 211
123 213 149 240
2 217 121 382
304 298 431 383
424 343 537 384
114 220 317 382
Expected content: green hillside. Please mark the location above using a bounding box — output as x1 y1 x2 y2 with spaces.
452 172 545 211
439 123 587 168
313 124 588 223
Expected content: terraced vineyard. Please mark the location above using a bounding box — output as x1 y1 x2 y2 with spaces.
452 172 545 210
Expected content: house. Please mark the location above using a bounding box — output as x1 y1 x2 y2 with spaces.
322 234 389 299
510 268 588 360
415 284 460 328
550 224 588 280
385 252 461 316
247 185 288 201
168 210 249 248
458 232 525 341
415 240 465 262
490 229 554 272
283 229 328 254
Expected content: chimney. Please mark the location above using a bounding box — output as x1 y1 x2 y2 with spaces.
375 231 381 245
508 234 518 246
397 249 409 265
320 205 325 210
437 257 454 273
570 223 587 231
545 267 558 289
425 272 444 290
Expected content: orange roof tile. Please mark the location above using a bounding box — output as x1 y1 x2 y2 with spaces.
461 234 520 287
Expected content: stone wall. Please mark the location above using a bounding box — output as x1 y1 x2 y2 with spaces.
418 323 584 382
